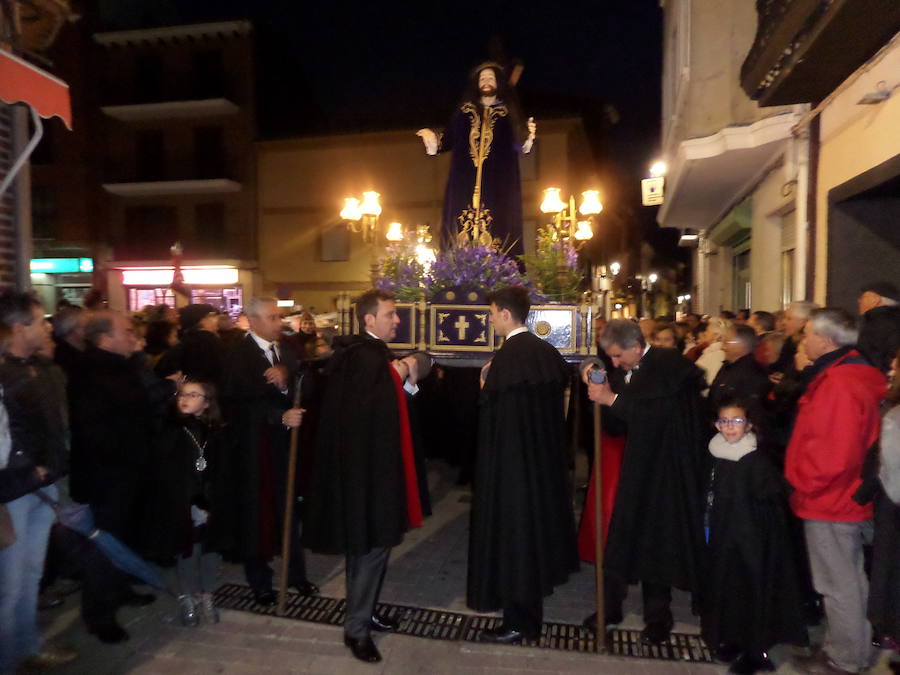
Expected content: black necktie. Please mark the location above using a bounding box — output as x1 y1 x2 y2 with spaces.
270 344 281 365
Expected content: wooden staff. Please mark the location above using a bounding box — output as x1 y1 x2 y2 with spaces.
277 375 304 617
592 398 606 653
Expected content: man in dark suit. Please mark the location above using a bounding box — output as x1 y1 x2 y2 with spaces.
221 297 317 605
305 289 423 664
586 320 708 645
709 324 771 419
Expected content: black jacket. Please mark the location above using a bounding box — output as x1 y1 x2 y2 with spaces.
708 353 771 421
858 305 900 374
68 346 156 539
0 355 69 488
155 329 227 387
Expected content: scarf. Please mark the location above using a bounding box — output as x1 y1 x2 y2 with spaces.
709 431 757 462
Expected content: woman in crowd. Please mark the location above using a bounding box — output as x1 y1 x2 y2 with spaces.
144 378 235 627
696 318 731 389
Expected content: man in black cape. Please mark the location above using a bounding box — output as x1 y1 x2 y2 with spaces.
417 62 535 256
305 290 423 664
468 285 578 643
586 320 708 645
220 297 315 606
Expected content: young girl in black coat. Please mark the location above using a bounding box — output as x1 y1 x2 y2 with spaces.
146 378 235 626
701 397 807 674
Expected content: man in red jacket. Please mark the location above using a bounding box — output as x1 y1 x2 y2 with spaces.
785 308 886 675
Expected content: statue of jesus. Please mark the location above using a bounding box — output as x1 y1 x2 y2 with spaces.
417 62 536 256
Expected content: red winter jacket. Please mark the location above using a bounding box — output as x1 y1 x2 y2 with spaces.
785 349 886 522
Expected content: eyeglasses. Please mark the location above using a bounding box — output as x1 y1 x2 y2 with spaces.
176 392 207 400
715 417 747 426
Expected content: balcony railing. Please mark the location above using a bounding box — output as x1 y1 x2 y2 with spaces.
741 0 900 106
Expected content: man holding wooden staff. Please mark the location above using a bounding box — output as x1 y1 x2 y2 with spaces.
583 319 708 646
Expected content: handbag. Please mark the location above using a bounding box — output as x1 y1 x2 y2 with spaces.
0 503 15 549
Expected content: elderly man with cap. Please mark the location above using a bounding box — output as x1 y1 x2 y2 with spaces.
156 304 226 387
857 281 900 375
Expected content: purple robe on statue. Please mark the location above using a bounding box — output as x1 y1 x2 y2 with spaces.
437 101 526 256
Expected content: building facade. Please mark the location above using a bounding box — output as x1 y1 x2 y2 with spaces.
659 0 900 314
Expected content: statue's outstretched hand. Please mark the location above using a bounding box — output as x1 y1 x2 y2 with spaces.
527 116 536 138
416 128 438 155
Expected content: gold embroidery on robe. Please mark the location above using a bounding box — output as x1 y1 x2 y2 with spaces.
461 103 508 168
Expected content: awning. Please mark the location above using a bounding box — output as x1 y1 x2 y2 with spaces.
0 48 72 197
0 48 71 129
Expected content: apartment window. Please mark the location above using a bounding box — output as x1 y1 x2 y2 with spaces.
123 206 177 256
31 186 57 238
134 51 163 102
192 50 225 99
136 129 165 181
195 202 226 252
321 225 350 262
194 127 225 179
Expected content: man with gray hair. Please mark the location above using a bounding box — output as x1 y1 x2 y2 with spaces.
774 301 818 377
51 306 86 382
582 319 707 645
709 324 769 418
221 297 315 606
786 308 886 674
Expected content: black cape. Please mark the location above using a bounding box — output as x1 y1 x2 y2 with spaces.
701 450 807 651
142 414 237 562
605 346 708 591
305 334 414 556
467 331 579 612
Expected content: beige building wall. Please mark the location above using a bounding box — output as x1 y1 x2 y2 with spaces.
814 38 900 304
256 119 593 313
749 163 795 312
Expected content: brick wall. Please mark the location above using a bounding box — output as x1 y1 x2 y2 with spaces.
0 104 16 289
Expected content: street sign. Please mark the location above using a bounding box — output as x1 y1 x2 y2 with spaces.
641 177 665 206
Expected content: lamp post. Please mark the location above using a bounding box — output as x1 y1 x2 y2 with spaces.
340 190 385 283
540 188 602 246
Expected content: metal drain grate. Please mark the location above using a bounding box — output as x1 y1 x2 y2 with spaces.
213 584 713 663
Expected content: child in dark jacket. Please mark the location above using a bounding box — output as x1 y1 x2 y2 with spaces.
145 378 235 626
701 397 807 674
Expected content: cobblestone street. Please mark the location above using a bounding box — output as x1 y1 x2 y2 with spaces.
39 462 895 674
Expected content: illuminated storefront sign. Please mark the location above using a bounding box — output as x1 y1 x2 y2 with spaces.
30 258 94 274
121 266 239 286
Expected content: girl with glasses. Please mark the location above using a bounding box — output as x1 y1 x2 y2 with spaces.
701 397 807 674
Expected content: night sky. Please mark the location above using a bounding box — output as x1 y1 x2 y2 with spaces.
95 0 679 261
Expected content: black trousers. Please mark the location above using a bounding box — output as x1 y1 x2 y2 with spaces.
503 599 543 638
344 547 390 639
606 574 673 629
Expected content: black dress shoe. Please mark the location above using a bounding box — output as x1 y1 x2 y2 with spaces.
728 650 775 674
370 613 400 632
582 610 623 633
480 625 530 644
290 580 320 596
252 588 277 606
343 635 382 663
640 622 672 645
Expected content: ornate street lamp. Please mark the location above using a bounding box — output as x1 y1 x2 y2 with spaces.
341 190 383 245
540 188 602 247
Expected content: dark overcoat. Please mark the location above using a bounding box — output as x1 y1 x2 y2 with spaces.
304 334 412 556
143 414 237 562
467 331 578 612
220 334 298 560
604 346 708 592
701 449 807 651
